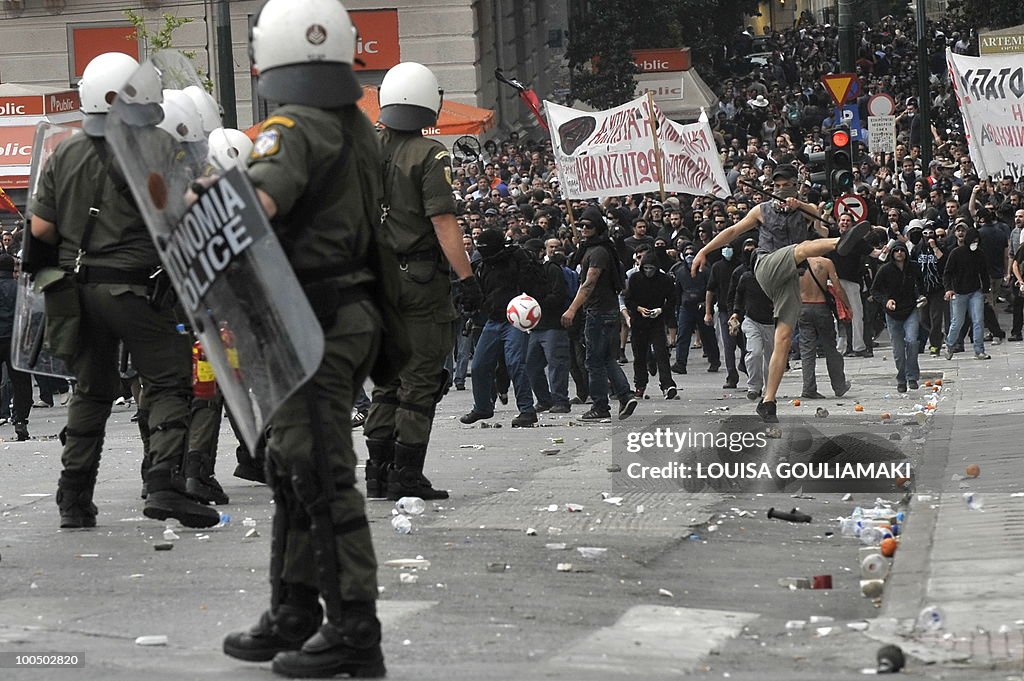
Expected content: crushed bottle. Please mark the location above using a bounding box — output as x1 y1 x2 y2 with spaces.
395 497 426 516
391 515 412 535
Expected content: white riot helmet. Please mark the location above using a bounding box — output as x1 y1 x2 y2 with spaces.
79 52 140 137
250 0 361 107
378 62 443 132
157 90 205 143
207 128 254 172
183 85 223 135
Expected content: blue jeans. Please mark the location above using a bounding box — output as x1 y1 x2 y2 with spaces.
526 328 571 408
584 311 630 412
946 290 985 354
471 320 534 416
885 311 920 385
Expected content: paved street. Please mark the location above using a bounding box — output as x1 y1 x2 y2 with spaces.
2 329 1023 680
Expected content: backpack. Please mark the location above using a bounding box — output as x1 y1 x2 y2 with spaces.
561 265 580 300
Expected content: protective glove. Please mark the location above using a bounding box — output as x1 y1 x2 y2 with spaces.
649 307 662 319
458 275 483 315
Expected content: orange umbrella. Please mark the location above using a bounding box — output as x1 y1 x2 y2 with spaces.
245 85 495 139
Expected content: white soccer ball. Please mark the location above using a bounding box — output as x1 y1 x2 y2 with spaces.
506 293 542 332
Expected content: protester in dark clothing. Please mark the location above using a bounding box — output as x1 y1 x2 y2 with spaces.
732 267 774 400
522 239 572 413
670 244 720 374
943 227 991 359
706 244 741 388
624 251 679 399
0 254 32 439
871 242 922 391
910 223 948 354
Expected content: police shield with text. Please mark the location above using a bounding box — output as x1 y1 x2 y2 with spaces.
105 50 325 455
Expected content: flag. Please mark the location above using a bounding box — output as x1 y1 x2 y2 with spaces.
495 69 549 131
0 187 18 215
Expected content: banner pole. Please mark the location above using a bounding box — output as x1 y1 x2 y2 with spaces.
646 91 667 203
565 197 578 242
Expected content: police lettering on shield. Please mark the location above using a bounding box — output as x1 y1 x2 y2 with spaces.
162 167 256 312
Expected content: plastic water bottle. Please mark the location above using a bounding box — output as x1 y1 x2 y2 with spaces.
916 605 945 632
860 526 886 546
395 497 426 516
217 513 231 528
878 238 897 262
391 515 412 535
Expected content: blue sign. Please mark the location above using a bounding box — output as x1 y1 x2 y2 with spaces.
834 105 866 142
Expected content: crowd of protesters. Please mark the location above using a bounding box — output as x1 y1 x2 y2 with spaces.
406 13 1024 423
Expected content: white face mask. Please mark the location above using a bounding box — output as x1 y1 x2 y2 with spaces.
969 242 979 251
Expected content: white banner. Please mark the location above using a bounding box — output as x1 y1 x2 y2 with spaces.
947 50 1024 180
544 95 729 200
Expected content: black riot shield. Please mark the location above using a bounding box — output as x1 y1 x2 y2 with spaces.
105 50 324 453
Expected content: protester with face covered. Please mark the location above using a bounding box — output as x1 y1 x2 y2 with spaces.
671 244 720 374
943 227 992 360
705 240 743 389
522 238 572 414
623 252 679 400
910 220 949 354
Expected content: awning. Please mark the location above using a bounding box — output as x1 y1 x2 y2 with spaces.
0 83 84 191
245 85 495 139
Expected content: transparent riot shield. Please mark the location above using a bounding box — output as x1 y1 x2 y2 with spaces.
105 50 325 453
11 123 79 379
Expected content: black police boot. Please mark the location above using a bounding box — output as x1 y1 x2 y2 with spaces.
387 442 448 501
144 464 221 528
224 601 324 663
364 439 394 500
271 609 385 679
56 469 98 529
185 450 230 505
233 444 267 484
13 421 29 441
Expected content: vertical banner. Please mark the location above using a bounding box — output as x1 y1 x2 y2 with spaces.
544 96 729 200
947 49 1024 179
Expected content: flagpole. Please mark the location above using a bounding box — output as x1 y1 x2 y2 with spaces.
646 91 666 203
565 196 578 242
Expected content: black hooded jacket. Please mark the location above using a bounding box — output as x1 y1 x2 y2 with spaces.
870 243 920 320
942 228 989 295
475 244 548 323
623 252 678 329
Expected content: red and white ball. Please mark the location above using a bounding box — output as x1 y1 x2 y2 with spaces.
506 293 542 332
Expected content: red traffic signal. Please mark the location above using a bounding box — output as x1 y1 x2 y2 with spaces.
831 129 850 148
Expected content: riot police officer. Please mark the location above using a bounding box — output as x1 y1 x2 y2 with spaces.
29 52 220 530
363 62 482 501
222 1 386 677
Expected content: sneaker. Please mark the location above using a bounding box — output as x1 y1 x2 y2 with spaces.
707 364 720 373
498 393 509 405
511 411 538 427
633 389 644 400
351 410 368 429
983 331 993 342
670 363 687 374
897 383 907 393
800 391 827 400
33 400 50 409
746 390 761 401
992 336 1003 345
459 410 492 424
580 407 611 421
535 402 552 413
664 386 678 400
756 399 778 423
113 396 127 406
929 346 941 356
975 352 991 360
835 381 852 398
455 384 466 391
617 395 638 420
908 380 919 390
549 404 571 414
58 391 71 406
836 220 871 256
1009 335 1023 342
723 380 738 389
946 347 955 360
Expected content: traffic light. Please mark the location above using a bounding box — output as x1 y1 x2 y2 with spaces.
828 125 854 197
